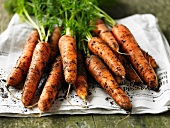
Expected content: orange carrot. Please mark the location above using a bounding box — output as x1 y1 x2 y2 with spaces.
38 56 63 112
112 24 158 90
88 37 125 77
74 51 88 101
58 35 77 84
113 75 123 85
141 49 157 69
22 42 51 106
6 29 39 87
116 53 142 84
49 27 61 62
92 19 119 52
86 55 132 111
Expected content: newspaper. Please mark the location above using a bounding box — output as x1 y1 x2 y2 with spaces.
0 14 170 117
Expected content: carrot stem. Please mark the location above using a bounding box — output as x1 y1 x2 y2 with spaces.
89 2 117 27
86 32 92 42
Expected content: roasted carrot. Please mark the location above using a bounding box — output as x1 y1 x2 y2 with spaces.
22 42 51 106
141 49 157 69
38 56 63 112
116 53 142 84
92 19 119 52
88 37 125 77
112 24 158 90
58 35 77 84
74 51 88 101
86 55 132 111
49 27 61 62
6 29 39 87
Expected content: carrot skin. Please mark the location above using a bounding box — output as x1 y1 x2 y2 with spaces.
6 29 39 86
38 56 63 112
86 55 132 111
116 53 142 84
141 49 157 69
88 37 125 77
58 35 77 84
92 19 119 52
49 27 61 62
112 24 158 90
74 51 88 100
22 42 51 106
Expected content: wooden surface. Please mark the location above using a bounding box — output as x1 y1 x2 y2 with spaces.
1 0 170 128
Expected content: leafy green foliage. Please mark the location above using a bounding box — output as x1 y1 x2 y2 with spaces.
4 0 117 47
31 0 60 41
4 0 17 14
4 0 34 15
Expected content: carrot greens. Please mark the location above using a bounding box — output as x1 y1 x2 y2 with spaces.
88 2 117 27
15 0 60 42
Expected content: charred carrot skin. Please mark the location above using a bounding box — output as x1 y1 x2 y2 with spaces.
86 55 132 111
6 29 39 86
58 35 77 84
141 49 157 69
38 56 63 112
112 24 158 90
88 37 125 77
22 42 51 106
116 53 142 84
92 19 119 52
49 27 61 62
74 51 88 100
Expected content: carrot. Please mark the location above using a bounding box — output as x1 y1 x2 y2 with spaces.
116 53 142 84
141 49 157 69
49 27 61 62
114 75 123 85
92 19 119 52
112 24 158 90
74 51 88 101
88 37 125 77
22 42 51 106
58 35 77 84
6 29 39 87
86 55 132 111
38 56 63 112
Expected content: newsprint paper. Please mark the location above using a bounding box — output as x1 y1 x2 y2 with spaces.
0 14 170 117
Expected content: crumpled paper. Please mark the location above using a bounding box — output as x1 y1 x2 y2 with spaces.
0 14 170 117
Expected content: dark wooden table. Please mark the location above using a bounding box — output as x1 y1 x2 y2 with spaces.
1 0 170 127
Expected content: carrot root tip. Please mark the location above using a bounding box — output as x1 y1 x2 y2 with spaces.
66 84 71 99
26 102 38 109
5 85 21 100
115 113 130 126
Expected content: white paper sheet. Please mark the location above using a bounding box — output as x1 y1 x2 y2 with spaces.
0 14 170 117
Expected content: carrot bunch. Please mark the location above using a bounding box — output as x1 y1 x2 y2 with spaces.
6 0 62 111
5 0 159 113
75 1 133 111
89 3 158 90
